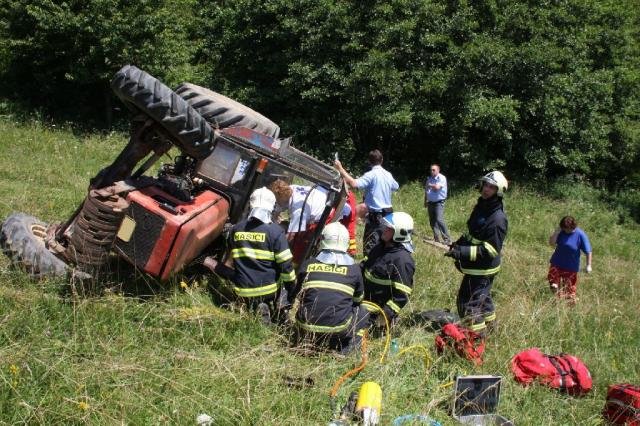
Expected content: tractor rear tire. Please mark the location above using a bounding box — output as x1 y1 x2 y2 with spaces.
111 65 214 160
0 213 68 279
175 83 280 138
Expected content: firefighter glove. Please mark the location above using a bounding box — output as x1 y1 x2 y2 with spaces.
444 246 461 260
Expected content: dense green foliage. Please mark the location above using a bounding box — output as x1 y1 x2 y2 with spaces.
1 0 639 185
0 120 639 424
0 0 202 124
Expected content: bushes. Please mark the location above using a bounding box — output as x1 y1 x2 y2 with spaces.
192 0 640 183
0 0 202 126
0 0 639 187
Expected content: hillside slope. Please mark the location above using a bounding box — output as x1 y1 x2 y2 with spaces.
0 120 638 424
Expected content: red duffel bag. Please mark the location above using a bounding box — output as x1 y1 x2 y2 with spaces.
603 384 640 425
511 348 592 396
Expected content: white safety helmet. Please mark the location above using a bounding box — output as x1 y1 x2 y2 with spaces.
381 212 414 243
319 222 350 252
481 171 508 197
249 187 276 211
248 187 276 223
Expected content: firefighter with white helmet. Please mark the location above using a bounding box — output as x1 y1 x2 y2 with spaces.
292 222 369 354
361 212 416 327
481 171 508 197
445 170 509 335
203 187 296 324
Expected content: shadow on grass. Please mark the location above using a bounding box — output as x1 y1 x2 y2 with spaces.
58 256 202 301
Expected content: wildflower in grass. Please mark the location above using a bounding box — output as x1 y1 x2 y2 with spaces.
180 281 189 290
9 364 20 387
77 401 89 411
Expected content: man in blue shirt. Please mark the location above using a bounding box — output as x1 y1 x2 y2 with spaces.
424 164 451 244
334 149 399 254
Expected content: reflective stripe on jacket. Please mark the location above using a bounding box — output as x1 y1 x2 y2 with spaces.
294 258 364 332
230 218 295 298
362 242 415 322
455 196 508 276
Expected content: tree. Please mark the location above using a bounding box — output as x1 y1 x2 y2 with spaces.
193 0 640 183
0 0 202 125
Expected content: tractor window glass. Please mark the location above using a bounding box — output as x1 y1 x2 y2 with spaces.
196 142 243 185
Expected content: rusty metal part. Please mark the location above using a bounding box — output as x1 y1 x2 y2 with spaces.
64 187 130 273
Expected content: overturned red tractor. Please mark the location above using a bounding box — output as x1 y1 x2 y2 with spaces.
1 65 345 282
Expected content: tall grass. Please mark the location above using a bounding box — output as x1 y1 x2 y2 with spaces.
0 120 638 425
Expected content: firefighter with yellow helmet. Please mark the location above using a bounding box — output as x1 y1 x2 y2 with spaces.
445 171 509 336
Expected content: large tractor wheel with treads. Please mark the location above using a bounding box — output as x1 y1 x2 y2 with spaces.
175 83 280 138
0 213 68 279
111 65 214 160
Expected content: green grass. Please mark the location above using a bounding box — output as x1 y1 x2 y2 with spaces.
1 119 639 425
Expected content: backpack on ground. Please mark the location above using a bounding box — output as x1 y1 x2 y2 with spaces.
435 323 485 365
510 348 592 396
603 384 640 425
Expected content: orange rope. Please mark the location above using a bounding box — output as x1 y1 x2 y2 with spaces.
329 331 369 400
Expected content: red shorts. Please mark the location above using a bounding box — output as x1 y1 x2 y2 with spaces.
291 224 318 266
547 265 578 299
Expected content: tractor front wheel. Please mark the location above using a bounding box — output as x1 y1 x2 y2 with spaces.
0 213 68 279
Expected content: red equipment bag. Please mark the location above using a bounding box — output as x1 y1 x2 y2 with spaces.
435 323 485 365
603 384 640 425
510 348 592 396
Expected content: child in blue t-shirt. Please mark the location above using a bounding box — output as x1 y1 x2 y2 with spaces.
548 216 593 303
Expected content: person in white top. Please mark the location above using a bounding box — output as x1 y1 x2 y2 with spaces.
269 179 329 266
287 184 328 235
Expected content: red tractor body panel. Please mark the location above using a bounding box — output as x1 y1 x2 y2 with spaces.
114 186 229 280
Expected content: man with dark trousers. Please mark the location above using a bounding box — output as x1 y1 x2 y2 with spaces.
292 222 369 354
334 149 399 255
424 163 451 244
445 171 509 336
203 187 296 323
361 212 415 328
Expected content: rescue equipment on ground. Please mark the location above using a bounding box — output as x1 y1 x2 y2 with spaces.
359 301 392 363
328 391 359 426
510 348 592 396
329 332 369 411
392 414 442 425
394 344 432 369
356 381 382 426
602 383 640 425
451 375 513 425
435 323 485 365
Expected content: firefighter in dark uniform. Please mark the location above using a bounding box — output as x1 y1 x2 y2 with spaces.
361 212 415 328
445 171 509 335
292 222 369 354
204 187 295 323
